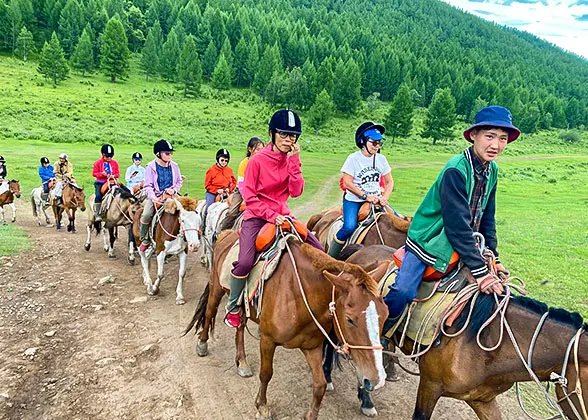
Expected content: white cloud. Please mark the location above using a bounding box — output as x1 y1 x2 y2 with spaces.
441 0 588 59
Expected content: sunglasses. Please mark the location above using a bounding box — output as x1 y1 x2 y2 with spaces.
161 151 173 156
218 158 228 163
367 139 383 147
277 131 299 141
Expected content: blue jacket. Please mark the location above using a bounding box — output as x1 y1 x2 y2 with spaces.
39 165 55 183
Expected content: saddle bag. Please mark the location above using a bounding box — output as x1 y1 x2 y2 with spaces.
255 219 308 252
393 245 459 281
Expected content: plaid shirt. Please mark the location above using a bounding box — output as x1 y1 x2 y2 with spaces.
468 147 489 232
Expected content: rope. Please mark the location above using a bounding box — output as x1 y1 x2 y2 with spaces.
370 206 385 245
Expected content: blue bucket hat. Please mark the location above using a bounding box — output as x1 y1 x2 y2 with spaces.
463 106 520 143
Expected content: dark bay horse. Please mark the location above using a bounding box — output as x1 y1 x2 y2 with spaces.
308 206 411 252
0 180 21 224
85 186 142 264
184 230 390 420
51 181 86 232
332 245 588 420
132 196 201 304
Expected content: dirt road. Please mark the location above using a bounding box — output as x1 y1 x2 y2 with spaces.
0 200 526 420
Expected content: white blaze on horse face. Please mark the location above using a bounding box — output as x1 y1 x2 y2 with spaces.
365 300 386 389
180 210 201 252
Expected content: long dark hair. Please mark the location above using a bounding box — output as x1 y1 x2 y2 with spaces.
246 137 264 157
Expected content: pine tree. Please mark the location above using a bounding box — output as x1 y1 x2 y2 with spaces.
220 37 234 81
159 29 180 81
201 39 217 80
518 104 541 134
333 58 361 115
211 53 231 90
14 25 35 61
307 90 334 135
71 27 94 76
179 0 201 36
566 98 581 129
177 35 202 97
316 57 335 97
58 0 84 57
244 38 259 87
233 37 248 87
253 44 279 95
140 29 158 81
469 96 488 123
100 16 130 82
37 32 69 86
151 20 163 56
384 84 413 143
7 0 23 53
286 67 311 110
422 88 456 144
265 70 286 106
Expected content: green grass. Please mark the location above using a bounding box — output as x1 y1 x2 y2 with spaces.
0 223 32 257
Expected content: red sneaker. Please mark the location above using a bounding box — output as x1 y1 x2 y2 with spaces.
139 242 150 253
224 310 241 328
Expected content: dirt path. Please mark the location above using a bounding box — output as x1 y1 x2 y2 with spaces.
0 200 527 420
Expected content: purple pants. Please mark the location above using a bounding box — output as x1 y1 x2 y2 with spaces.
231 217 324 277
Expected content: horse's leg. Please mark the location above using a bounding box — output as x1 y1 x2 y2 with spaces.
153 250 166 295
42 203 51 225
322 341 335 392
196 283 225 357
0 206 5 224
140 251 154 295
102 227 109 252
301 346 328 420
108 227 116 258
235 321 253 377
127 227 136 265
357 383 377 417
85 224 92 251
412 378 443 420
175 250 187 305
8 203 16 223
466 399 502 420
255 335 277 420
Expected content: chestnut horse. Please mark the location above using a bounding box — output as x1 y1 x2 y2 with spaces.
51 181 86 232
331 245 588 420
184 230 390 420
0 180 21 224
308 206 411 252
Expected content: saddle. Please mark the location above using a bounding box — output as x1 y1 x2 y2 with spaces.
326 205 388 248
255 219 308 252
393 246 460 281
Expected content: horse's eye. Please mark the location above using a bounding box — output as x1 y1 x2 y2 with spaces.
346 317 357 327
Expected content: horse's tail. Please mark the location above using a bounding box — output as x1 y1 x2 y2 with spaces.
182 283 211 337
339 244 364 261
30 191 37 217
93 220 102 235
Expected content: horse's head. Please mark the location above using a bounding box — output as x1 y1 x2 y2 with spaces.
175 197 201 253
73 185 86 211
10 180 21 198
322 262 390 391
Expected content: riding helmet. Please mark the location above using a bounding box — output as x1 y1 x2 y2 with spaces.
59 153 68 160
216 148 230 162
269 109 302 136
101 144 115 157
132 152 142 161
40 157 50 164
0 155 5 163
153 139 174 156
355 121 386 149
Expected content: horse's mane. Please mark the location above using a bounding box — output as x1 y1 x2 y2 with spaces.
454 294 587 341
178 196 197 211
116 185 136 200
379 212 411 232
300 243 379 296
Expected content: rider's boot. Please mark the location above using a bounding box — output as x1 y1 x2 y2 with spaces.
138 222 151 253
327 236 345 259
224 271 248 328
94 203 102 222
55 196 63 206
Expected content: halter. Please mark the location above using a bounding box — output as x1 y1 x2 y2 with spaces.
9 181 20 195
154 197 201 241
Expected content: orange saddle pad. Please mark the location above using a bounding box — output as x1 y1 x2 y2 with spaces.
255 220 309 252
393 246 459 281
100 180 117 195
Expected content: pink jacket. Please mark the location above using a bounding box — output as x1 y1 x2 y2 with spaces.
242 143 304 223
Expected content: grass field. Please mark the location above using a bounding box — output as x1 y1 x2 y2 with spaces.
1 54 587 317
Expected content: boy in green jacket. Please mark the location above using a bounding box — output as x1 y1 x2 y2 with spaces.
384 106 520 318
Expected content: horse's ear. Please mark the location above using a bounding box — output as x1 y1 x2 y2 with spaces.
322 270 349 292
367 262 390 284
174 198 184 212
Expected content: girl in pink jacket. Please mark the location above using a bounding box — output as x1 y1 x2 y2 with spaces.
225 109 324 328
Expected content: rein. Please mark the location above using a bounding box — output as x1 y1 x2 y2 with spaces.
154 197 201 241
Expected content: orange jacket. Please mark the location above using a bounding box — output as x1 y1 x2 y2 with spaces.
204 164 236 194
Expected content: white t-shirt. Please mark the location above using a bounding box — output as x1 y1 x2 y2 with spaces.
341 151 391 202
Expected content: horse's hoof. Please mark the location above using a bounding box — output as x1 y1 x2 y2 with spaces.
237 361 253 378
147 286 155 296
84 243 90 251
200 256 207 266
361 407 378 417
108 253 116 259
385 362 400 382
128 257 135 266
255 406 272 420
196 341 208 357
326 382 334 392
175 298 186 305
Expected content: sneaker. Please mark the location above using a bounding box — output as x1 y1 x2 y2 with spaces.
139 242 151 253
224 310 241 328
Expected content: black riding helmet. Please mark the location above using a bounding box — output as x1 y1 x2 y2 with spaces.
132 152 142 160
268 109 302 144
101 144 115 157
153 139 174 157
355 121 386 149
0 155 5 163
216 148 230 163
40 157 50 164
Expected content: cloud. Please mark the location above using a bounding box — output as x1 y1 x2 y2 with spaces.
474 8 500 14
575 13 588 19
504 18 534 24
570 0 588 5
501 0 548 4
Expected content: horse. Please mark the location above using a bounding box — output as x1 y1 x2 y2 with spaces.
0 180 21 224
328 245 588 420
132 196 202 304
51 181 86 232
183 230 391 420
308 206 411 252
85 185 142 264
198 199 231 271
30 186 53 226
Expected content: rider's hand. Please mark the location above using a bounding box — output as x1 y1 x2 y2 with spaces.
275 215 286 226
366 195 379 204
289 142 300 155
378 196 389 206
217 188 224 194
495 263 510 281
476 273 504 295
165 188 175 196
102 171 108 177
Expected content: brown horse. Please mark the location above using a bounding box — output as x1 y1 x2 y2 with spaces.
0 180 21 224
332 245 588 420
308 206 411 252
51 181 86 232
184 230 390 420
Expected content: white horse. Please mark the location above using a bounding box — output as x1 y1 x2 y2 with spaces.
198 200 230 271
30 186 53 226
133 197 202 304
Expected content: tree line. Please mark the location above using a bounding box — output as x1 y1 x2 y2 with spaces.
2 0 588 140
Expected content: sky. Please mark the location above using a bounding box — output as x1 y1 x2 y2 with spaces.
440 0 588 59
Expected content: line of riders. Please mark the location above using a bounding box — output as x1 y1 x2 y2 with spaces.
3 105 520 335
